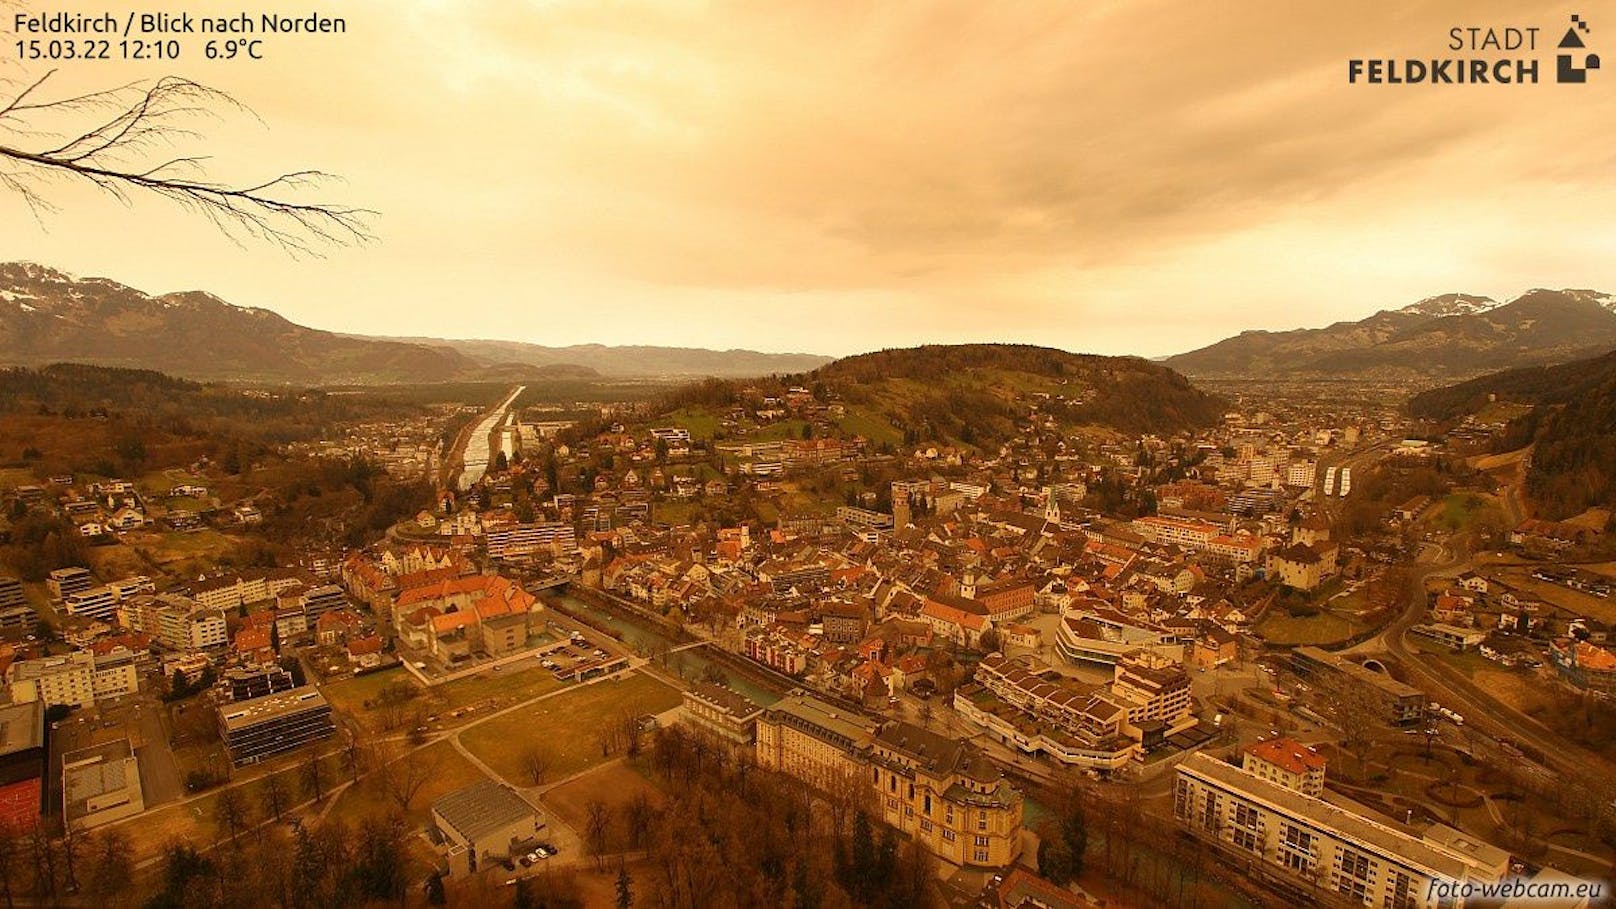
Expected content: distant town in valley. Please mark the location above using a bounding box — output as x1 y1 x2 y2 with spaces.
0 263 1611 908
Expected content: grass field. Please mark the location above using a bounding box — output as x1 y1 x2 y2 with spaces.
326 739 487 827
541 761 664 853
430 664 572 717
1491 570 1616 625
0 467 39 490
85 542 152 580
668 408 723 442
321 666 412 728
118 751 346 863
652 500 704 525
748 419 811 442
1253 608 1369 645
138 468 209 496
460 672 680 785
1425 493 1504 534
323 663 572 733
836 406 903 447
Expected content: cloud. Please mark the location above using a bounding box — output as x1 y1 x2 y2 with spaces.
2 0 1614 357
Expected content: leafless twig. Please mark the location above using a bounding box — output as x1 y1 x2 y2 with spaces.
0 69 374 253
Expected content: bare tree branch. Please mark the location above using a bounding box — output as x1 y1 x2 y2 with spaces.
0 69 374 254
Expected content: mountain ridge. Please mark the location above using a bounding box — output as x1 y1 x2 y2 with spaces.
1167 288 1616 380
0 263 833 383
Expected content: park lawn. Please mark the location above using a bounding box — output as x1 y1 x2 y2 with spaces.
326 739 486 828
1252 609 1368 646
460 672 681 785
431 664 572 718
321 666 412 728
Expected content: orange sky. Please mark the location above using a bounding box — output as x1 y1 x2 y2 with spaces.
3 0 1615 357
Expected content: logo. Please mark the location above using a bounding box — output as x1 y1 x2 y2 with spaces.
1347 13 1598 85
1558 14 1600 82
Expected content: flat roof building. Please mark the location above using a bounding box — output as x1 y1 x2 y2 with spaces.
63 739 144 831
431 779 542 876
218 686 334 766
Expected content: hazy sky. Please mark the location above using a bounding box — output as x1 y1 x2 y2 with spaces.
4 0 1615 357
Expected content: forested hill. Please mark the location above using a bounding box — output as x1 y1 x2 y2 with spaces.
0 363 421 445
1409 348 1616 520
653 343 1227 451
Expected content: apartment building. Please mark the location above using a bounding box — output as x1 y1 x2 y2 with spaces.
0 578 37 637
0 578 24 612
1174 753 1507 908
46 567 94 601
122 595 228 651
9 650 102 708
1243 737 1327 797
485 522 578 559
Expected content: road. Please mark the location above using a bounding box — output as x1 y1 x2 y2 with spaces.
1366 530 1615 781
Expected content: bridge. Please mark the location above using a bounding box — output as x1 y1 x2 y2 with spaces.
527 575 573 593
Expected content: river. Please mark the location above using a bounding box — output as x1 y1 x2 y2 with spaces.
550 592 781 707
457 385 525 491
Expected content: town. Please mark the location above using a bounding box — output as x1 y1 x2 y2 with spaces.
0 347 1608 908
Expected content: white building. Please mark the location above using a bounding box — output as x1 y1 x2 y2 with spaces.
1175 753 1507 908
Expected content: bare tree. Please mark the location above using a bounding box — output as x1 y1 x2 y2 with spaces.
213 785 251 843
341 727 370 784
0 828 19 909
261 771 289 822
520 745 552 786
375 745 442 814
301 745 326 802
0 69 371 252
584 800 612 866
621 791 655 850
1318 673 1383 782
81 829 133 909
